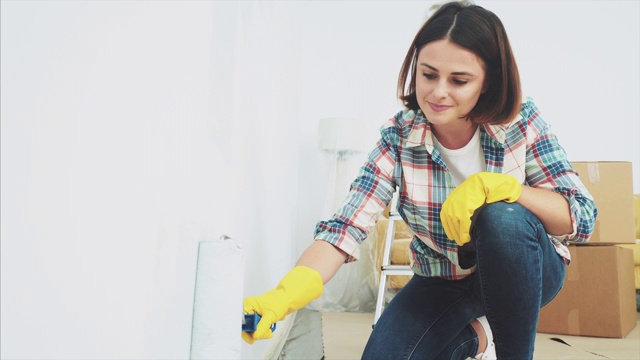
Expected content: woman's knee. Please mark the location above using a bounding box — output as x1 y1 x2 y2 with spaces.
470 202 547 259
475 202 528 224
473 202 539 238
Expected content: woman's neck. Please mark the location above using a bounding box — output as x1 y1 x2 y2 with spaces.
432 122 479 150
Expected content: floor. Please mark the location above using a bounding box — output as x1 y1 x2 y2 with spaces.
276 309 640 359
321 312 640 360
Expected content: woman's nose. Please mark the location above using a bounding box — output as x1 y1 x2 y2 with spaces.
432 80 448 98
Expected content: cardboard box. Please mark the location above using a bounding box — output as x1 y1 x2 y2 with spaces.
571 161 635 244
537 245 637 338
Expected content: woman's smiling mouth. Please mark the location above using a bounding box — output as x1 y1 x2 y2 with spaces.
427 101 453 112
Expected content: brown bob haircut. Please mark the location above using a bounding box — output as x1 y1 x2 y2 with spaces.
398 1 522 125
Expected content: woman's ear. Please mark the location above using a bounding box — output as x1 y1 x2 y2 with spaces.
481 79 489 94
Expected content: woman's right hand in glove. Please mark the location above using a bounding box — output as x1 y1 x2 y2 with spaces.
242 265 324 344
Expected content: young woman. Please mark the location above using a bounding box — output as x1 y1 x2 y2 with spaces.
243 2 597 359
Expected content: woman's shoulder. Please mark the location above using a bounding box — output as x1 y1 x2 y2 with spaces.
519 97 540 120
484 97 552 144
381 108 426 137
498 97 549 132
517 96 552 132
384 108 419 127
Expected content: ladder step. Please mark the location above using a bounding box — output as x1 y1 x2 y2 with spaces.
381 264 411 270
381 265 413 275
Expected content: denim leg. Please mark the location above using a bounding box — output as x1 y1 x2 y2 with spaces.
471 202 566 360
362 275 482 360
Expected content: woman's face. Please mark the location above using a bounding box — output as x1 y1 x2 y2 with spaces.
415 39 487 126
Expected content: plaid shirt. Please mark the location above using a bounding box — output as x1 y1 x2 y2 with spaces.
314 98 597 280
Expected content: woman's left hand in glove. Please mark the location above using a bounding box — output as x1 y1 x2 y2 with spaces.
441 172 522 246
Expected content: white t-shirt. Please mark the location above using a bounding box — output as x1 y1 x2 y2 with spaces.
433 127 486 186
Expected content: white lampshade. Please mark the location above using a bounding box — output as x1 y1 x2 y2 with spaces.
318 117 374 154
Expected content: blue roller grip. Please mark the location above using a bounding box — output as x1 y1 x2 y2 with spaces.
242 313 276 333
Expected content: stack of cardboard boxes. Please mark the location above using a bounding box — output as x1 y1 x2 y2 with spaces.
537 162 638 338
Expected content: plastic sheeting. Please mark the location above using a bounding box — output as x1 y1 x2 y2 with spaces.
308 203 415 312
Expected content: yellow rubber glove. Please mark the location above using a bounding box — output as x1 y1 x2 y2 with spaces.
242 266 323 344
441 172 522 246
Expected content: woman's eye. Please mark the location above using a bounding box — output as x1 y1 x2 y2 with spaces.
452 79 468 85
422 73 436 80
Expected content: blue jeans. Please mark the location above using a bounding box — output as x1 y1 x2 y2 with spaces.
362 202 566 360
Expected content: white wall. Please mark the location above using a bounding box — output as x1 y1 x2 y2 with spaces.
1 1 638 359
490 0 640 174
1 2 223 358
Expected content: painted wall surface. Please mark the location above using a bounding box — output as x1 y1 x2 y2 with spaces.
1 1 638 359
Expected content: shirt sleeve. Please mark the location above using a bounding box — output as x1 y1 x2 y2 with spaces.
522 100 598 243
313 117 401 262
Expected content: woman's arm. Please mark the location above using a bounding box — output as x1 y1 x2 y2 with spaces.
518 99 596 242
296 240 348 284
516 186 573 236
